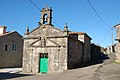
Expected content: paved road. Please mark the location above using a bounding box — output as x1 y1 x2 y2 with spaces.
0 64 101 80
0 68 22 73
96 53 120 80
1 53 119 80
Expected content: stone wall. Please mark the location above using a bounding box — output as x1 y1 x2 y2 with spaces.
0 32 23 68
68 35 83 69
91 44 101 60
114 24 120 63
23 24 68 73
115 43 120 63
78 34 91 63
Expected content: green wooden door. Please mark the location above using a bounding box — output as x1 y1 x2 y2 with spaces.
39 53 48 73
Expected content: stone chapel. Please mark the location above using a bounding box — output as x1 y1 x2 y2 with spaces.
23 6 91 73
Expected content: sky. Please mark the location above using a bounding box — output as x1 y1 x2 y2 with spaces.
0 0 120 47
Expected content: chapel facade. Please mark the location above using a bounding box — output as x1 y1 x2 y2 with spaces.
23 7 91 73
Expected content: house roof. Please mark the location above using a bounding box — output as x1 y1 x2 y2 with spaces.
0 32 12 37
0 31 22 37
69 32 85 35
69 32 92 40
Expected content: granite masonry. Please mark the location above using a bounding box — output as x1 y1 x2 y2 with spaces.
23 7 91 73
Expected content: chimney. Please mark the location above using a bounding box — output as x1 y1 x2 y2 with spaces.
0 26 7 34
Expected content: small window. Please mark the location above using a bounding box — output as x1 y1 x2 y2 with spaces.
40 53 48 58
12 44 16 51
5 45 8 51
40 53 44 58
45 53 48 58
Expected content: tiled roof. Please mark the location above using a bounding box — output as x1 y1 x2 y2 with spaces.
69 32 92 40
69 32 85 35
0 31 15 37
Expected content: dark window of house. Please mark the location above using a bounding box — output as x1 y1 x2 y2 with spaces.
5 45 8 51
12 44 16 51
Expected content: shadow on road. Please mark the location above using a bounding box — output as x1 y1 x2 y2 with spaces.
68 52 110 71
92 53 109 63
84 53 109 67
74 53 110 69
0 73 33 80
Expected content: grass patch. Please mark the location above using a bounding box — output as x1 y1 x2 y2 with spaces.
114 60 120 64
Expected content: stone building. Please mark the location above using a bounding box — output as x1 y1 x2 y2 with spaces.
105 45 115 54
91 43 102 61
0 26 23 68
68 32 91 65
23 7 91 73
114 24 120 63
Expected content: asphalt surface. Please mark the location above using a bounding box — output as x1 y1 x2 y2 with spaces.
96 53 120 80
0 53 120 80
0 64 101 80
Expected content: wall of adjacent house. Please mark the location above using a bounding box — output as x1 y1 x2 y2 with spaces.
84 35 91 63
91 44 101 61
114 43 117 54
78 34 91 63
115 43 120 62
116 26 120 40
68 34 84 69
0 32 23 68
114 25 120 63
105 46 113 54
78 35 84 43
